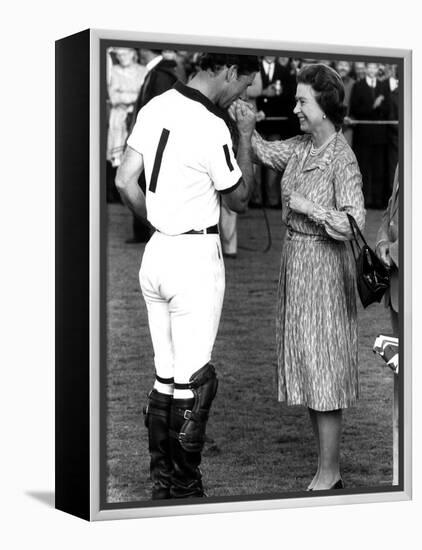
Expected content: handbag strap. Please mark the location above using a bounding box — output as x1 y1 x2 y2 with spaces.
347 213 368 263
347 213 369 246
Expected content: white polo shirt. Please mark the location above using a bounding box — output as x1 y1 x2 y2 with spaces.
126 81 242 235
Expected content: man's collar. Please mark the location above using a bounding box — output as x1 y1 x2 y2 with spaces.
173 81 229 123
365 75 376 87
146 55 163 72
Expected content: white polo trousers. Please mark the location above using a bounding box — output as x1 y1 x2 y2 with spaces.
140 231 225 384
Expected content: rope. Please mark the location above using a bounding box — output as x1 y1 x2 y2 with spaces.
347 120 398 125
239 206 273 254
264 116 289 121
264 116 398 125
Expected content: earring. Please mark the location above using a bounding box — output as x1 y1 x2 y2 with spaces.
322 114 327 119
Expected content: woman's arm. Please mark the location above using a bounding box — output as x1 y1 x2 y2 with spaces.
308 159 366 240
251 131 298 172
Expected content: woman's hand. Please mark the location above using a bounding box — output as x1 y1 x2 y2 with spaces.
284 190 314 216
227 101 237 121
234 100 256 137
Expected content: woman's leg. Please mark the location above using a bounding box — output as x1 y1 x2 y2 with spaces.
307 408 320 490
312 409 343 490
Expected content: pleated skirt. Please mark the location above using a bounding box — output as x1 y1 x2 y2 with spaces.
276 235 359 411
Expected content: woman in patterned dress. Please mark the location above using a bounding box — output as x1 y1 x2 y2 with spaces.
107 48 147 167
248 64 365 490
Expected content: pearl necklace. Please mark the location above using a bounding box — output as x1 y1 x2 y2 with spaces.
310 132 337 156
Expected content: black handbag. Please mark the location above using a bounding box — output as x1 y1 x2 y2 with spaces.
347 214 390 308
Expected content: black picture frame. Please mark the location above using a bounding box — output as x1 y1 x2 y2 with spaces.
55 28 412 521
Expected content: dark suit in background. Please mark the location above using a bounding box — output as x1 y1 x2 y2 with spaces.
256 60 297 138
387 83 399 196
132 58 179 118
350 78 391 209
252 59 297 207
128 56 178 243
341 74 356 146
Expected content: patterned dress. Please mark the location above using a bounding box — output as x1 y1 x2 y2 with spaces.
253 131 365 411
107 62 147 166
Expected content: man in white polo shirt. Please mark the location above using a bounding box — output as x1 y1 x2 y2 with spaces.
116 53 259 499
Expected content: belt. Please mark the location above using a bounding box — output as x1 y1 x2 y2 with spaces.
182 224 219 235
287 227 331 242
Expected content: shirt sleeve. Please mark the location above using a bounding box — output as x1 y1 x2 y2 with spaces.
207 122 243 192
376 195 393 245
251 131 300 171
126 106 149 155
376 165 399 267
308 159 366 241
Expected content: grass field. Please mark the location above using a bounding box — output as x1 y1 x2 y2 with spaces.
105 205 395 503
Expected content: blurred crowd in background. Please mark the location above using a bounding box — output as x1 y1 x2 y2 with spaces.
106 47 399 212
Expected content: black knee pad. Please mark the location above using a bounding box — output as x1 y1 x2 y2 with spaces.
172 363 218 453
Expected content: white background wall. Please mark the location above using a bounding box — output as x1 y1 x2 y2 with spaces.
1 1 420 548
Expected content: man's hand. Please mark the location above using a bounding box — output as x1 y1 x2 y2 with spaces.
284 190 314 216
224 101 256 214
235 100 256 137
256 110 266 122
376 240 393 268
262 84 277 97
373 95 385 109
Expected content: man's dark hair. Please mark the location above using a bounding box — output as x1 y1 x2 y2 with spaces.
297 63 347 130
198 53 259 76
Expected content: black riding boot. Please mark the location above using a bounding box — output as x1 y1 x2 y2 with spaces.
169 397 204 498
169 363 218 498
143 390 173 500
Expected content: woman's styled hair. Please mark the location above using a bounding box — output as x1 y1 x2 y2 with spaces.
198 53 259 76
297 63 347 130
